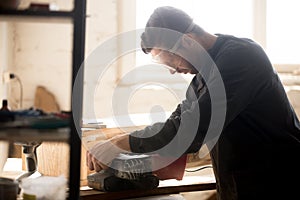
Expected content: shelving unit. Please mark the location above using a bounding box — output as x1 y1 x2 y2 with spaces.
0 1 86 199
0 9 74 17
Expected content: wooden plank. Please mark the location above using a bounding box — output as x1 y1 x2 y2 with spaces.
37 142 70 177
34 126 144 186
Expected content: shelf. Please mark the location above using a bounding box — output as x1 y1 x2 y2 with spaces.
0 0 86 198
0 9 74 23
0 127 70 142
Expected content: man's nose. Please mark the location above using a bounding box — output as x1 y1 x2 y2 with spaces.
169 69 176 74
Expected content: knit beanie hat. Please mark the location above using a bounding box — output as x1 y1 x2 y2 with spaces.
141 6 194 53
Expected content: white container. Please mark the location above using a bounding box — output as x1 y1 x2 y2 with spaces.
21 176 67 200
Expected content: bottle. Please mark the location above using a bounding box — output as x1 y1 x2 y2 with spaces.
0 99 10 111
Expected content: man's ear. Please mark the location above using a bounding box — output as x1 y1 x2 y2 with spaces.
181 33 195 48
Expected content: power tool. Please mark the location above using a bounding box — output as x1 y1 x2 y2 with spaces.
87 153 188 192
87 154 159 192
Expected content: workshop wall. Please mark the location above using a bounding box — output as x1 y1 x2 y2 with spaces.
1 0 74 110
0 22 14 106
1 0 118 114
1 0 181 121
0 23 6 102
2 0 298 122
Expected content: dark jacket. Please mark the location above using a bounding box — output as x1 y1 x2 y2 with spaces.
130 34 300 199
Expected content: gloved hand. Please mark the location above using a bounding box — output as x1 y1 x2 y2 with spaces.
86 133 130 172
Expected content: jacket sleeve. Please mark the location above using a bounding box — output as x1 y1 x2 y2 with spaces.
129 43 266 156
129 75 211 156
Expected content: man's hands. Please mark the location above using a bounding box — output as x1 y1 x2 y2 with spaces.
86 133 131 172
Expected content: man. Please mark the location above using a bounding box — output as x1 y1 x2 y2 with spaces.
87 6 300 199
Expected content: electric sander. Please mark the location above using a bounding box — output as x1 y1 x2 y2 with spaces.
87 154 159 191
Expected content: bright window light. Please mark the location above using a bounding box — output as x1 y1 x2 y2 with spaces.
136 0 300 65
134 0 254 87
136 0 253 66
266 0 300 64
136 0 253 36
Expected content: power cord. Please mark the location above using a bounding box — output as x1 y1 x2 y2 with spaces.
8 73 23 109
185 165 213 172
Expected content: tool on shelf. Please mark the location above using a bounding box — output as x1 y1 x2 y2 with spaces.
15 141 42 181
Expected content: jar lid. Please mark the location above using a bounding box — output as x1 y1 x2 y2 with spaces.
0 177 18 186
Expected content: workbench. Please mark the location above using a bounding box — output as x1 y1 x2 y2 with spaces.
80 168 216 200
79 114 216 199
